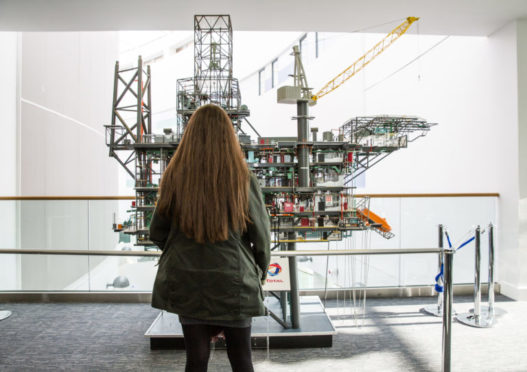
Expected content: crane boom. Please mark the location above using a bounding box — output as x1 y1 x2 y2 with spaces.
311 17 419 102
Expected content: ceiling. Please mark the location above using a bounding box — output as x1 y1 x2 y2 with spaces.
1 0 526 36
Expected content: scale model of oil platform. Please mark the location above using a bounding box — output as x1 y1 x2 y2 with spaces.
105 15 435 348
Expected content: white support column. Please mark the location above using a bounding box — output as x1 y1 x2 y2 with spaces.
490 19 527 300
516 19 527 300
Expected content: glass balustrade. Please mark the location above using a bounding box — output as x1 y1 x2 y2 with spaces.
0 196 497 292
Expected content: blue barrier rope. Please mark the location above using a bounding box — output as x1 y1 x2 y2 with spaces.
445 231 453 248
433 230 474 293
457 236 475 250
435 263 444 293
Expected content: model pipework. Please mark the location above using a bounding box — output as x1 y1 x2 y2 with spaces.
105 14 436 330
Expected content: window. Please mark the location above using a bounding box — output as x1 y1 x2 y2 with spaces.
277 56 293 85
264 66 272 91
299 34 307 59
271 59 277 88
315 32 319 58
258 68 264 95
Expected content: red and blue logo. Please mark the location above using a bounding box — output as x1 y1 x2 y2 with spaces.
268 263 282 277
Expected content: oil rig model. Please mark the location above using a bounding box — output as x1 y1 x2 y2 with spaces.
105 15 434 331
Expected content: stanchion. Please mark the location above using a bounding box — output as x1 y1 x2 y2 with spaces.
487 223 496 323
442 247 454 372
423 225 445 316
457 225 494 328
466 223 505 322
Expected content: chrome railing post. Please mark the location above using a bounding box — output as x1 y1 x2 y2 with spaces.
442 247 454 372
487 223 495 323
423 224 444 316
474 226 482 324
457 225 494 328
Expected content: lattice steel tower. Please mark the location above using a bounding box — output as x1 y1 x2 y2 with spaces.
177 15 249 137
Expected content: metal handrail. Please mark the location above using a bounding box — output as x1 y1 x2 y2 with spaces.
0 248 440 257
0 196 135 200
0 245 454 371
0 193 499 201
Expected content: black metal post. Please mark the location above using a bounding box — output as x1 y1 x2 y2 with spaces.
136 56 143 142
279 241 288 322
109 61 119 153
285 99 311 329
297 100 310 187
147 64 152 134
288 231 300 329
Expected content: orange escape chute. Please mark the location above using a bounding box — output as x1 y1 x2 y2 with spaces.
357 208 392 233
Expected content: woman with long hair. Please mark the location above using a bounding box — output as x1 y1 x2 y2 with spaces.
149 104 270 372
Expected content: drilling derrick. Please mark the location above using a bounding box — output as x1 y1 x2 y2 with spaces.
177 15 249 137
106 15 253 247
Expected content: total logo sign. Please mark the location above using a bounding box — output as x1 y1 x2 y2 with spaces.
262 257 290 291
268 263 282 276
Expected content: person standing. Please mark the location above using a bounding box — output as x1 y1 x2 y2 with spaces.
149 104 270 372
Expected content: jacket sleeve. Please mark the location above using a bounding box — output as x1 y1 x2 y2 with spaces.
247 172 271 281
149 207 171 251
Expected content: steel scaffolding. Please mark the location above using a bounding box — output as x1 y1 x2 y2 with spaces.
176 15 249 137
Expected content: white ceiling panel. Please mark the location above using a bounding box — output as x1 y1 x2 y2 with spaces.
0 0 526 36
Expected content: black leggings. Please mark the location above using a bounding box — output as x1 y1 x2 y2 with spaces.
181 324 254 372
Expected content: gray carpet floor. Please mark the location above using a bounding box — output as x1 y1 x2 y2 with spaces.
0 295 525 371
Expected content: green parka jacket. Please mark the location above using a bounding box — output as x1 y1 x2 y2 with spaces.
149 172 271 321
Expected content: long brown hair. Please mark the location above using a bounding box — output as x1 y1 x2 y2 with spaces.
156 104 250 244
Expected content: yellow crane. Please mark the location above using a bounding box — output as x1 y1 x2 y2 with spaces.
311 17 419 102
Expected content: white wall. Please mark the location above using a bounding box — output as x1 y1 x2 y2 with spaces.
481 21 521 299
240 28 523 297
19 32 119 196
0 33 17 197
17 32 120 290
0 32 20 289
